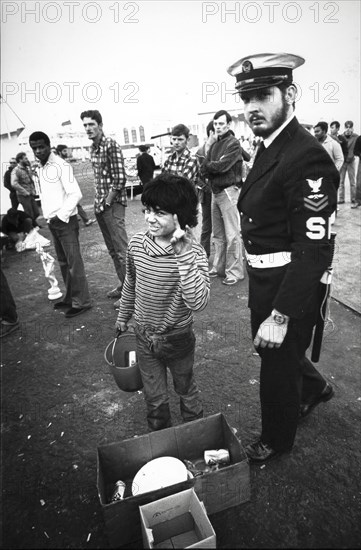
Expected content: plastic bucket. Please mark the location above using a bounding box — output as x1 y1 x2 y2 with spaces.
104 332 143 392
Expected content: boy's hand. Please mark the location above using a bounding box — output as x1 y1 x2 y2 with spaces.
170 214 193 255
205 130 217 154
115 320 128 333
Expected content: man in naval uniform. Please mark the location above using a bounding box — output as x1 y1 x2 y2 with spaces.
227 53 339 462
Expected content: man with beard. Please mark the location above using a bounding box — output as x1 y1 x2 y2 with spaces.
227 53 339 461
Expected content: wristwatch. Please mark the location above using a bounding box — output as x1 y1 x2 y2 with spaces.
271 309 289 325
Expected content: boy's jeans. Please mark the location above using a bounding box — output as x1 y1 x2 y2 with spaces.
135 324 203 431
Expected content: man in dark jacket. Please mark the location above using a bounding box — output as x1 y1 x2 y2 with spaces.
228 52 339 462
136 145 156 186
201 110 244 285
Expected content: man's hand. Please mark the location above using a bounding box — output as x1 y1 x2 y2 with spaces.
254 315 289 349
170 214 193 255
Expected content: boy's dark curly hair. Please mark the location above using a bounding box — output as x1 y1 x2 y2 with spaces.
141 173 198 229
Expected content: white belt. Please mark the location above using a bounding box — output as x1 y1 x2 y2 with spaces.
245 250 291 268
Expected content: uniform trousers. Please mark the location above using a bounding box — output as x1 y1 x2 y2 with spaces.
95 203 128 286
48 215 91 309
135 324 203 431
251 309 327 452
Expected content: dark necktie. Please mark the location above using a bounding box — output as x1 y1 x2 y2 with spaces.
254 141 266 163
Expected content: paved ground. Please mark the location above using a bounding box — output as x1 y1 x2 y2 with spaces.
1 162 360 549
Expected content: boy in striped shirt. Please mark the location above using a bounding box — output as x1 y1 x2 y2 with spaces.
115 173 210 431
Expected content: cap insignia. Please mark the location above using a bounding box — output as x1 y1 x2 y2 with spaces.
242 60 253 73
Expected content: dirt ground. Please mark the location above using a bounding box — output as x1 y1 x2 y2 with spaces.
1 162 361 549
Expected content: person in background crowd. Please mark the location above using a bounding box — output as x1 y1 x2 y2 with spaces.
330 121 348 160
314 121 343 170
201 110 244 285
229 51 339 462
3 158 18 209
162 124 198 185
0 266 19 338
351 134 361 209
29 131 92 319
115 173 209 431
338 120 359 205
136 145 156 187
56 145 95 227
195 120 216 258
1 208 37 249
11 152 40 223
81 110 128 301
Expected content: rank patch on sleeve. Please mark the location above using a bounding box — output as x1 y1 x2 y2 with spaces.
304 178 328 211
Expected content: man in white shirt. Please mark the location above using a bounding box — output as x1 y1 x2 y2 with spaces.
314 121 344 171
29 131 92 318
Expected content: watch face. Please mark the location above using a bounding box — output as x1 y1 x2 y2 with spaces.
273 314 285 324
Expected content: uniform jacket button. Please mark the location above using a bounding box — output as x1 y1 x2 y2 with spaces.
249 218 253 222
247 240 252 245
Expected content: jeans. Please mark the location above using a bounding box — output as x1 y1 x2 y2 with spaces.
339 159 356 201
95 203 128 286
48 215 91 309
134 324 203 431
210 186 244 280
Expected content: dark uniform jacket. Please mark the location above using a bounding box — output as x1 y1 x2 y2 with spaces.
238 117 339 319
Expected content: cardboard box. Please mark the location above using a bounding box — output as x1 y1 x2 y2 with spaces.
97 413 250 547
139 489 216 549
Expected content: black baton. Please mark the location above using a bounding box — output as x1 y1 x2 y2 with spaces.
311 231 336 362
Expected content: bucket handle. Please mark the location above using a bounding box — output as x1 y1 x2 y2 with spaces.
110 326 135 366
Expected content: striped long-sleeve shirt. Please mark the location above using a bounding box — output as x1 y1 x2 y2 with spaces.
116 231 210 333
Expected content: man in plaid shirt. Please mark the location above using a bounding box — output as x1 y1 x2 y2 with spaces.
162 124 198 185
81 110 128 300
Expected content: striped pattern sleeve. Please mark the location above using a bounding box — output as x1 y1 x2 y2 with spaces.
116 233 210 333
175 247 210 311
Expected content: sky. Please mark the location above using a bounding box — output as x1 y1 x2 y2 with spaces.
1 0 360 137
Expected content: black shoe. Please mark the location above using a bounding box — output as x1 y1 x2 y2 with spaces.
337 200 345 204
245 440 281 463
54 301 71 310
65 305 92 318
107 287 123 299
299 383 334 419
